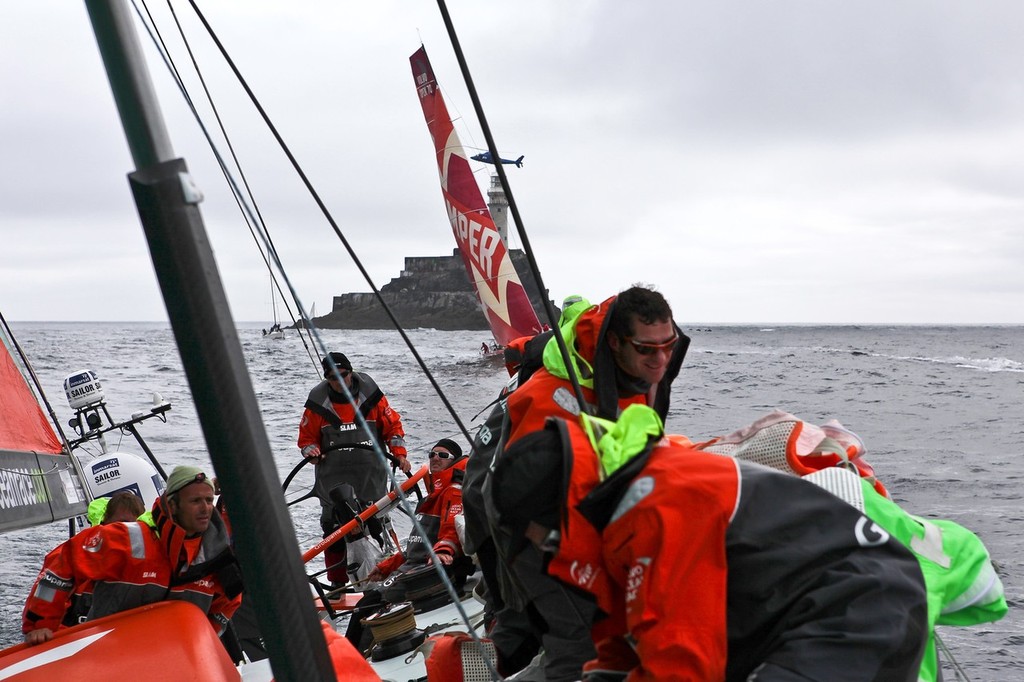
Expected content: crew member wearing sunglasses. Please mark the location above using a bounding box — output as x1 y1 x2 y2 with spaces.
297 351 410 587
369 437 466 582
343 438 473 650
482 285 689 681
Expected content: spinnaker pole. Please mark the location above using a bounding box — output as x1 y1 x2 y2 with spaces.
84 1 335 680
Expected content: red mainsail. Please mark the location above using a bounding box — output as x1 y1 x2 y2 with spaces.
0 324 90 531
410 46 542 347
0 332 61 454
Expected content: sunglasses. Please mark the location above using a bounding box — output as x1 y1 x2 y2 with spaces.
428 450 453 459
325 370 351 380
624 334 679 356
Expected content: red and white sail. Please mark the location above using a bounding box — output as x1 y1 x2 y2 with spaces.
410 46 542 347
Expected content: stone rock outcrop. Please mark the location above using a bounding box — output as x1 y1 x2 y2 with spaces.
311 249 552 331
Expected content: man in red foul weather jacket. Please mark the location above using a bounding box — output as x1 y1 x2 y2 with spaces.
483 286 688 681
494 407 929 682
369 438 467 580
23 465 242 645
298 351 409 585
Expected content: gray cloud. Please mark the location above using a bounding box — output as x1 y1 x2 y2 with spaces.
1 1 1022 323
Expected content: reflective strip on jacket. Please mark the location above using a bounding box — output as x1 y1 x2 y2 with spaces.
847 472 1007 682
24 506 241 636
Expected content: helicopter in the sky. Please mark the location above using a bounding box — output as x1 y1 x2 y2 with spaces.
470 150 524 168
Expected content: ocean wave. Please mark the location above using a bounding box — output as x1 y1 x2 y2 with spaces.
901 354 1023 373
695 348 776 356
811 346 1023 373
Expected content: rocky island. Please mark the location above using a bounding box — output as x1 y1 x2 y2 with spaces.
309 174 553 332
309 248 551 331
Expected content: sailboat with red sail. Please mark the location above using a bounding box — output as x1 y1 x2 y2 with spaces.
410 46 543 350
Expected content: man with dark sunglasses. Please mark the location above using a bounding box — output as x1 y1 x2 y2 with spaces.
297 351 409 587
478 285 688 681
345 438 471 651
368 438 467 582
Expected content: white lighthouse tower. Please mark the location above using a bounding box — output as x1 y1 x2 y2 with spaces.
486 173 509 245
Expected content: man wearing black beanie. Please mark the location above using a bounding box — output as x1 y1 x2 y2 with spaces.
297 351 410 587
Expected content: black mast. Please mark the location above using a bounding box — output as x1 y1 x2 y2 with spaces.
83 2 335 679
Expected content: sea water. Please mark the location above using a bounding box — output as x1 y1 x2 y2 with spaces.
2 322 1021 679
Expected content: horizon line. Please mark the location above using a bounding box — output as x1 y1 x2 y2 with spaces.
7 320 1024 327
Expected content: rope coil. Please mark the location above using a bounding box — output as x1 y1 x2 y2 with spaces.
362 601 417 643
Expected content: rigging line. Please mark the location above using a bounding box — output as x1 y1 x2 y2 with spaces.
437 81 481 152
141 2 390 459
131 0 321 370
157 0 305 338
130 10 463 604
935 632 972 682
140 5 490 659
143 0 317 367
184 0 473 443
433 1 588 415
165 6 484 637
0 463 62 476
139 1 493 653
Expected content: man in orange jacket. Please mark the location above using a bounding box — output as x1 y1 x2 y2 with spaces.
298 351 410 585
369 438 467 581
344 438 469 651
495 408 929 681
485 286 688 681
23 465 242 645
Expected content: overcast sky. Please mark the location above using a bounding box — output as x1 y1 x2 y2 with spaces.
2 1 1022 324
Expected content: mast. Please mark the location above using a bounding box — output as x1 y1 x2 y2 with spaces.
271 275 279 327
83 2 335 679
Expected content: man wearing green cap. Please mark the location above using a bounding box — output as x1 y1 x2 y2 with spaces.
22 465 242 646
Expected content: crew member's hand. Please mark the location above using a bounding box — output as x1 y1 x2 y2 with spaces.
396 455 412 474
25 628 54 646
301 444 321 461
435 552 454 566
367 567 384 582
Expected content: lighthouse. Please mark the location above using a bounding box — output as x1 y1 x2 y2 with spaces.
486 173 509 245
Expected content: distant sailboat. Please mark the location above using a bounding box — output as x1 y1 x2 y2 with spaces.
410 46 542 349
262 277 285 339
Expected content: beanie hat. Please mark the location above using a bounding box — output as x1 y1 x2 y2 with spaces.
321 352 352 374
432 438 463 458
164 465 215 497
